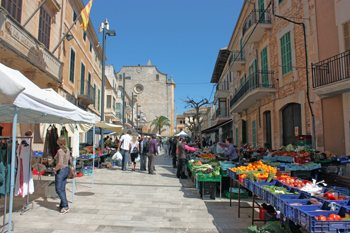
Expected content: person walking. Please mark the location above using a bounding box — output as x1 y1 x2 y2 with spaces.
119 130 132 171
53 136 71 214
140 136 148 171
171 137 177 168
148 135 158 175
176 138 187 179
130 135 139 171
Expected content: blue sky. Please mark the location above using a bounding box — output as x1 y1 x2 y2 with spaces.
87 0 244 116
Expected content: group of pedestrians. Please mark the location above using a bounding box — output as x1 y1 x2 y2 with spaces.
118 130 159 174
168 137 188 179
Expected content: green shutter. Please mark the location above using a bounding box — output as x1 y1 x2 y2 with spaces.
80 63 85 95
252 120 257 147
280 32 292 75
93 84 96 107
69 49 75 83
87 73 91 96
260 47 269 87
98 89 100 111
258 0 265 22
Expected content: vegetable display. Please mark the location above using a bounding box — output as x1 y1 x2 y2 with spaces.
230 161 277 181
261 185 297 195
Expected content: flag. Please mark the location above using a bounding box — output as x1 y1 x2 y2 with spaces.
81 0 93 32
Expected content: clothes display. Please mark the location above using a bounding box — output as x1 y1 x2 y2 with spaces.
0 140 11 195
43 125 59 157
15 138 34 197
60 126 69 148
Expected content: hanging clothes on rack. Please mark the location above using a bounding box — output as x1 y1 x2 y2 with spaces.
43 125 52 158
50 125 59 157
0 141 11 195
15 139 34 198
61 126 69 148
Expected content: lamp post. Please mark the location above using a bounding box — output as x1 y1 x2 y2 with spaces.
99 19 116 151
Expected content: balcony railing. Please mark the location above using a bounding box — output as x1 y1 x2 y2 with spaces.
242 9 272 37
230 70 274 107
78 83 95 107
312 50 350 88
230 50 245 64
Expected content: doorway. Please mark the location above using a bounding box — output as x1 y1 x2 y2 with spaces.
282 103 301 145
264 111 272 149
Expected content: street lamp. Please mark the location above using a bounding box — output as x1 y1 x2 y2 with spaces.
100 19 116 151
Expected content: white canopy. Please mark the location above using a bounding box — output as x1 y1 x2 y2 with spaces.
0 63 95 124
176 130 188 137
96 121 123 133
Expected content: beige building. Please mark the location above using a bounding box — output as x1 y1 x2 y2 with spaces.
115 60 175 136
311 0 350 155
0 0 104 142
175 115 186 133
210 0 323 149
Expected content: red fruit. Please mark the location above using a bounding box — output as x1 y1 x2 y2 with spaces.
318 215 327 221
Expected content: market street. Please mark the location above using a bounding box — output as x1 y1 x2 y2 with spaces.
9 151 251 233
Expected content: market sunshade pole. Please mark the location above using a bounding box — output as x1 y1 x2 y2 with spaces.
8 108 18 232
92 125 95 185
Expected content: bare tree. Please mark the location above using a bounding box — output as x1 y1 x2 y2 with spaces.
184 97 209 147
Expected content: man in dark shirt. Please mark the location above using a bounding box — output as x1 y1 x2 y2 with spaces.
148 135 158 174
176 138 187 179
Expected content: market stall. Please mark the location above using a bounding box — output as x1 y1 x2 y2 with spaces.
0 63 95 232
227 161 350 233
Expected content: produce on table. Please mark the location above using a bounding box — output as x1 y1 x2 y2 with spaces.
277 175 312 189
300 180 324 196
289 198 322 206
230 160 277 181
315 214 343 221
189 159 221 177
197 153 216 160
261 185 298 195
321 192 347 201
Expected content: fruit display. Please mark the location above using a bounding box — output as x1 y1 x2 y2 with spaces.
230 160 277 181
277 175 312 189
315 214 345 221
197 153 216 160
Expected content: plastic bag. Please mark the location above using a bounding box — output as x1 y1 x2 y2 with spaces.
112 151 122 161
135 155 140 162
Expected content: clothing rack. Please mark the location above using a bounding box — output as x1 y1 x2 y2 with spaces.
0 136 32 232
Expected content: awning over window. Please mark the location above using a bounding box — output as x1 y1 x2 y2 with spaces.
202 119 233 134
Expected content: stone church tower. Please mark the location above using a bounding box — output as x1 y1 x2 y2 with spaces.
116 60 175 136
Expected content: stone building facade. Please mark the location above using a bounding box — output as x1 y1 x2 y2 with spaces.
116 61 175 136
211 0 323 149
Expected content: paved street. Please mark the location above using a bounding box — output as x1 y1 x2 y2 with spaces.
8 151 252 233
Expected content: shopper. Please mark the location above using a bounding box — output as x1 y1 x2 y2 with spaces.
53 136 71 214
140 136 148 171
130 135 139 171
148 135 158 175
176 138 187 179
119 130 132 171
223 138 238 161
171 137 177 168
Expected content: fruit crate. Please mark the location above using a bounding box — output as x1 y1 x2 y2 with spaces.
298 207 350 233
253 180 277 201
282 199 322 222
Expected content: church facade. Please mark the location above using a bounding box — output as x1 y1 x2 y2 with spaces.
115 60 175 136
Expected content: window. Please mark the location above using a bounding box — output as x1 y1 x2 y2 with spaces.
87 72 91 96
72 10 77 22
261 47 269 86
97 89 101 111
80 63 85 95
113 97 116 111
89 42 92 52
280 31 292 75
156 74 159 81
107 95 111 108
1 0 22 22
252 120 257 147
83 31 87 41
93 84 96 107
69 49 75 83
344 21 350 51
38 7 51 48
279 0 284 3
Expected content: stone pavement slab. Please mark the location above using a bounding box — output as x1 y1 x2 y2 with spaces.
5 152 252 233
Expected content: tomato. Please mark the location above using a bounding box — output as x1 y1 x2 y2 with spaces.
327 216 335 221
318 215 327 221
330 214 342 221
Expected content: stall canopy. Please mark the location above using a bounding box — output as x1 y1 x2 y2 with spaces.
0 63 95 124
176 130 189 137
95 121 123 133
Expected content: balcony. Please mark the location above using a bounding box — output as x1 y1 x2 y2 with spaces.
215 108 229 120
78 83 95 107
242 9 272 44
0 8 62 84
230 70 275 113
312 50 350 97
214 86 230 100
229 50 245 72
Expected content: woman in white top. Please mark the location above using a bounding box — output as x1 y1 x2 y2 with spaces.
130 135 139 171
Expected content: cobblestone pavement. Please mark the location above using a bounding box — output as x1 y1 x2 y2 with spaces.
7 151 252 233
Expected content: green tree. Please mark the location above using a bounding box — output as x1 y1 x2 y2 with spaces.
151 116 171 135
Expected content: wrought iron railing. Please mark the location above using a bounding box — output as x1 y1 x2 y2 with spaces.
312 50 350 88
230 50 245 65
230 70 274 107
242 9 271 37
